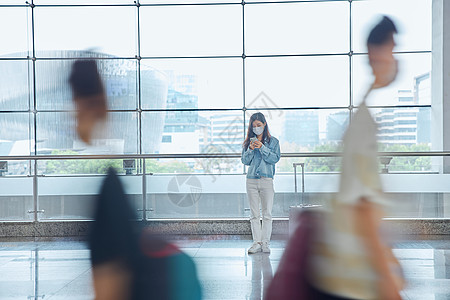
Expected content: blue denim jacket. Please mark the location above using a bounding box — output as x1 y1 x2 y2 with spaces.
241 137 281 179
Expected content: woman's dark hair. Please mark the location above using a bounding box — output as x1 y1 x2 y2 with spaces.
243 112 271 149
367 16 397 46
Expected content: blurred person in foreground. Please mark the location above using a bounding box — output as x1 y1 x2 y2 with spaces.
266 16 404 300
308 16 404 300
69 59 202 300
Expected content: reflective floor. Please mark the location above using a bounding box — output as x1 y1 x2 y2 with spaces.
0 235 449 300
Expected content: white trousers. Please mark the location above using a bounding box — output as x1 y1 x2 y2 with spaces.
246 178 275 243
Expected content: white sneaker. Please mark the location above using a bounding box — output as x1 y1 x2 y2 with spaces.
261 242 270 253
248 242 262 254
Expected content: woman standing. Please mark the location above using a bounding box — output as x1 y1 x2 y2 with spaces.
241 112 280 254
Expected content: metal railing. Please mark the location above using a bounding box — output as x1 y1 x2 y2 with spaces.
0 151 448 222
1 151 450 161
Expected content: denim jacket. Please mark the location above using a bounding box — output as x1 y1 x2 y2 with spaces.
241 136 281 179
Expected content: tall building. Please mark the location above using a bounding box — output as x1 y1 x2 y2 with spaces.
159 72 200 154
198 115 212 149
414 72 431 105
282 111 319 147
209 113 244 153
376 82 431 146
415 72 431 144
376 90 418 145
0 51 168 172
326 111 350 142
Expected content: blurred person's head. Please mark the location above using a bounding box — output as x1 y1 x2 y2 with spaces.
243 112 271 149
69 59 107 143
367 16 398 89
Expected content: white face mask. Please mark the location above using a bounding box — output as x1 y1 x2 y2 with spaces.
253 126 264 136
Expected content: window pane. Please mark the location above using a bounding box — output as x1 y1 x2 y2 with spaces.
246 0 337 2
34 7 137 57
248 109 348 152
0 177 33 221
38 175 142 220
140 0 240 3
146 174 247 219
366 107 431 151
245 2 349 55
352 0 431 53
145 174 328 219
0 113 33 155
353 53 431 106
0 7 30 57
0 60 31 111
146 192 245 219
141 58 242 109
34 0 134 3
142 110 244 154
36 112 138 155
144 173 450 218
140 5 242 56
36 58 137 110
385 192 447 218
245 56 349 108
0 1 29 3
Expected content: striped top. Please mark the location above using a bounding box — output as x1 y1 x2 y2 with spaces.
308 200 380 299
308 197 404 300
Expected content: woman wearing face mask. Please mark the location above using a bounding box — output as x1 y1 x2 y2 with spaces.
241 112 281 254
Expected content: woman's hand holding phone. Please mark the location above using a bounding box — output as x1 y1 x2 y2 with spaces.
249 137 258 150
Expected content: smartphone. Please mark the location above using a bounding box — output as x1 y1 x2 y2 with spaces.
250 137 258 143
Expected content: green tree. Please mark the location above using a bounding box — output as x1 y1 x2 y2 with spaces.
45 150 123 175
277 142 431 173
45 150 194 175
304 143 342 173
378 144 431 172
277 142 342 172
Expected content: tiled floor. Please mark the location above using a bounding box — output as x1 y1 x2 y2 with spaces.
0 235 449 300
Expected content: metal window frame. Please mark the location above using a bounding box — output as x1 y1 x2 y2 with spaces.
0 0 434 222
